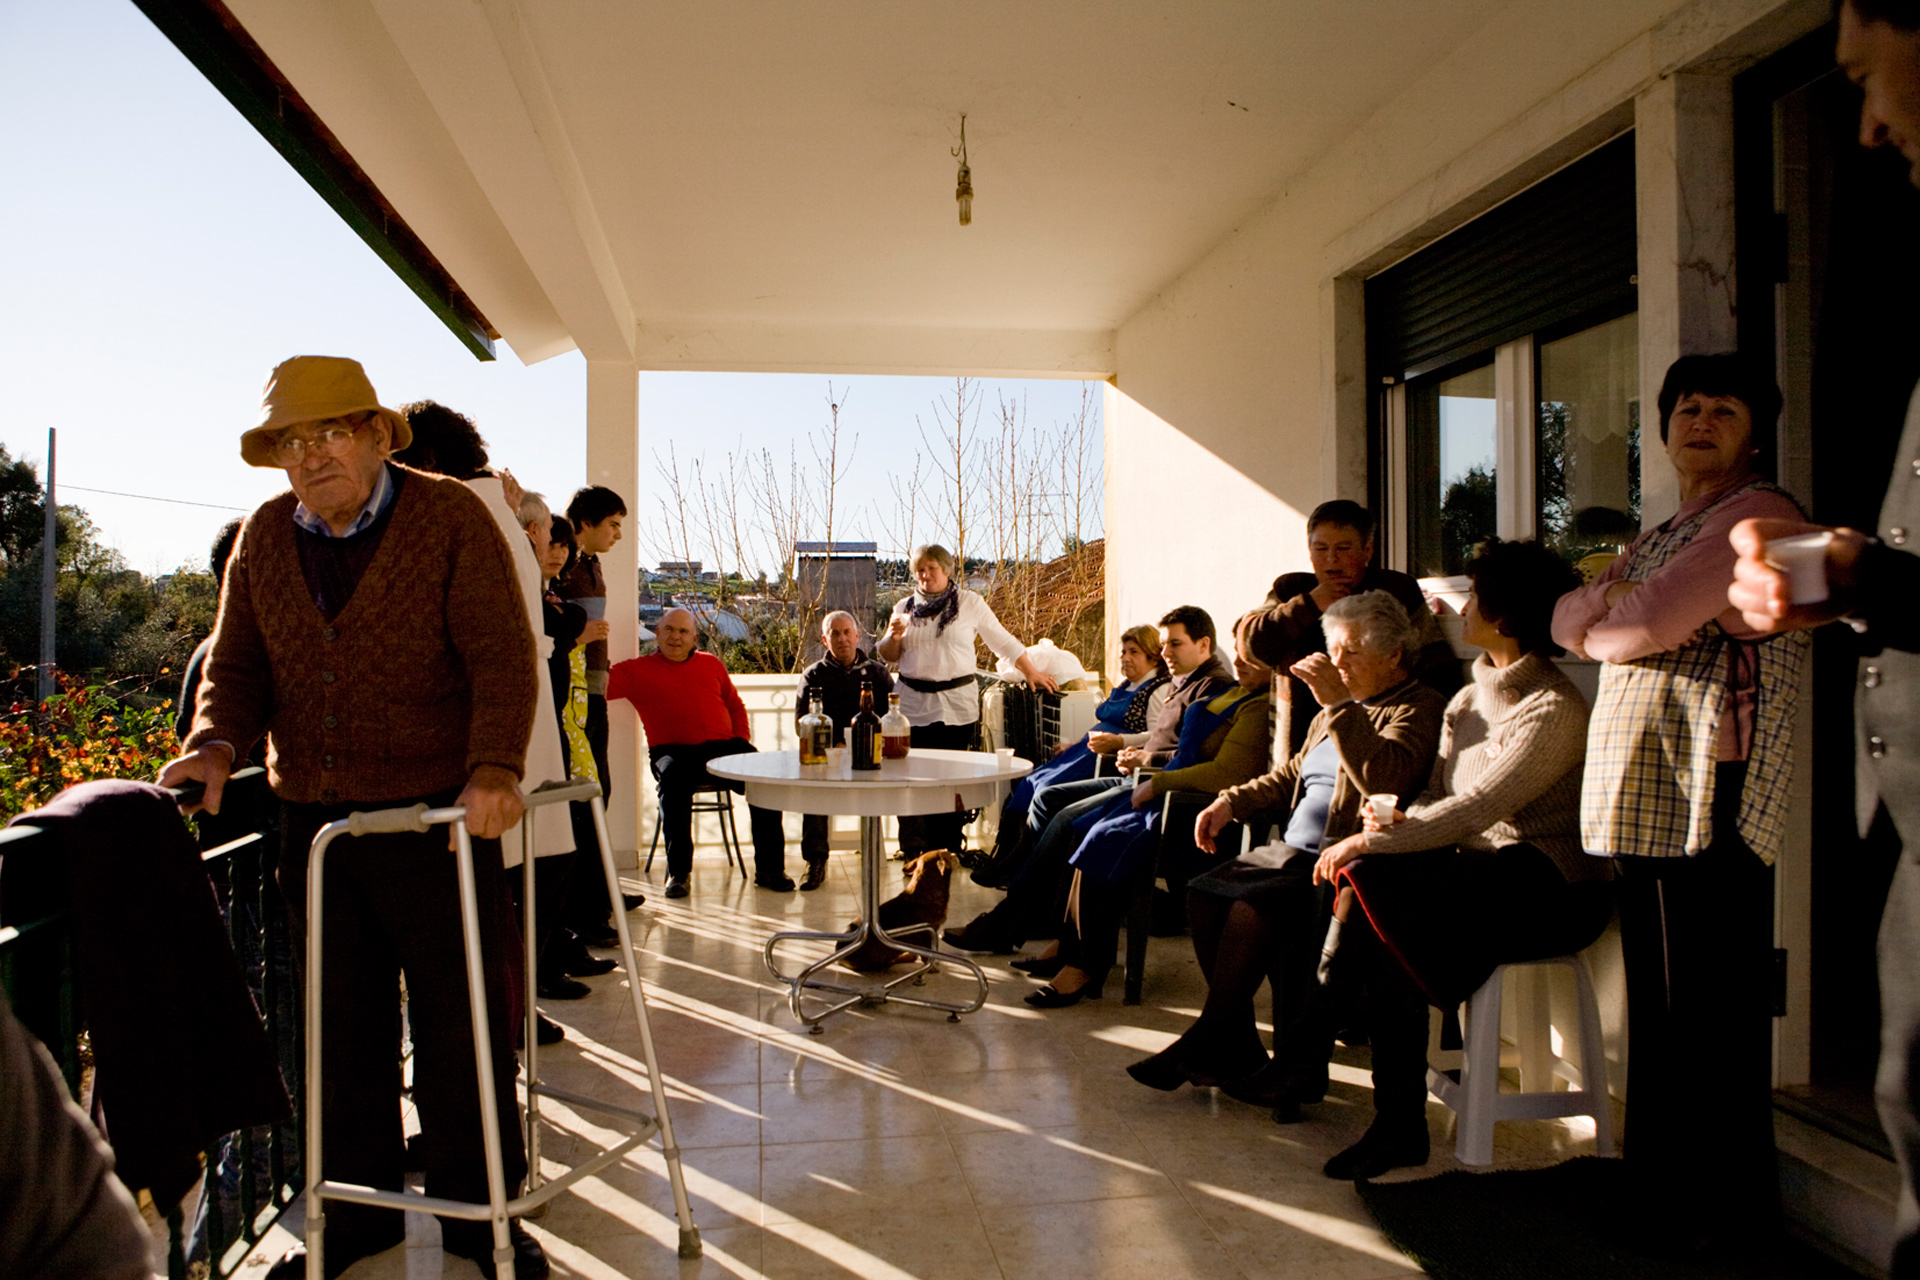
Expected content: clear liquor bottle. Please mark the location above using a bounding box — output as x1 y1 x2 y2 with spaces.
880 692 911 759
798 692 830 769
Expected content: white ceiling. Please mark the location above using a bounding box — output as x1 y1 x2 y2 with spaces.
226 0 1512 373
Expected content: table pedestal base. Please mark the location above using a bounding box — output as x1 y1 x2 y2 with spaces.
764 815 989 1032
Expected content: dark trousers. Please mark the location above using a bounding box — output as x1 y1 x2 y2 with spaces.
278 793 526 1266
1173 878 1328 1078
970 778 1126 944
1615 761 1777 1233
896 721 978 853
652 738 788 878
1336 910 1434 1127
520 851 579 981
1877 821 1920 1278
564 694 614 928
799 814 833 866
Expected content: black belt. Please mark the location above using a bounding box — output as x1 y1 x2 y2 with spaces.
899 673 973 694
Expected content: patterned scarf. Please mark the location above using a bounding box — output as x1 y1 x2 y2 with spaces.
905 583 962 633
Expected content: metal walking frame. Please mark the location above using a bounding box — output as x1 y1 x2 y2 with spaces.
301 778 700 1280
763 813 990 1033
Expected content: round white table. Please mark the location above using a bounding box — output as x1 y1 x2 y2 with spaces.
707 748 1032 1032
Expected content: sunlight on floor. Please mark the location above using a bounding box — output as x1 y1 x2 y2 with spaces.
253 848 1608 1279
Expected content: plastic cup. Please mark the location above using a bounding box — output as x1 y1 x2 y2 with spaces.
996 747 1017 767
1367 793 1398 825
826 746 848 775
1764 531 1834 606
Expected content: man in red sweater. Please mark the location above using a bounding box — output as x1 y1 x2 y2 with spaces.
609 608 793 898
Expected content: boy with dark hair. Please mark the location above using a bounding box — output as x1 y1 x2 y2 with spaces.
557 485 629 938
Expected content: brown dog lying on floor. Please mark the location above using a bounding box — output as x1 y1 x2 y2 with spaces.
843 849 957 972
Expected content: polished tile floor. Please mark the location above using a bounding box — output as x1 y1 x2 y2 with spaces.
258 848 1609 1279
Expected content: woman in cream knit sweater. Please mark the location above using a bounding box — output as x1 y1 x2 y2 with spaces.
1312 539 1613 1181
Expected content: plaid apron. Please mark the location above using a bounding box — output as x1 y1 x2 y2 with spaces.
1581 479 1810 865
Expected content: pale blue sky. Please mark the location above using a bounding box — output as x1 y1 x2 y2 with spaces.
0 0 1097 576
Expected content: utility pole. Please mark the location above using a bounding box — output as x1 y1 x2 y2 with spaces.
38 428 55 705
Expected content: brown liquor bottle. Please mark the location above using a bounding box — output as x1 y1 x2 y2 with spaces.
851 677 883 771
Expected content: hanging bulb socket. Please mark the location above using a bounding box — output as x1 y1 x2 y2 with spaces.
953 114 972 227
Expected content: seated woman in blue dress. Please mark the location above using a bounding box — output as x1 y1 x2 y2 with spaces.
1022 614 1275 1007
972 625 1171 887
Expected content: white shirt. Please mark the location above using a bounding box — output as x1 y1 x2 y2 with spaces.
892 588 1028 726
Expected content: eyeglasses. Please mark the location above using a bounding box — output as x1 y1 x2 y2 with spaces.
269 421 364 468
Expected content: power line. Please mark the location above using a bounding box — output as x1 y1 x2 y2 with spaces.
58 484 250 513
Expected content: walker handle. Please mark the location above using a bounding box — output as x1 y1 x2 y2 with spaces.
345 803 434 836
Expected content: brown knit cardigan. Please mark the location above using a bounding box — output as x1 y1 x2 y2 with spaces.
185 466 538 805
1218 677 1448 849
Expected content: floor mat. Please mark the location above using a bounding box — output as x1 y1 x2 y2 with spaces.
1355 1157 1865 1279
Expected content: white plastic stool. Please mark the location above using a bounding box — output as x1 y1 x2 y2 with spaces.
302 779 700 1279
1425 953 1615 1167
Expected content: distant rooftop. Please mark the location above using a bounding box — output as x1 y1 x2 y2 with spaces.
796 541 878 556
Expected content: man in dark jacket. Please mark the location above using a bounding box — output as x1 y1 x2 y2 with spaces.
1260 500 1454 756
793 610 893 889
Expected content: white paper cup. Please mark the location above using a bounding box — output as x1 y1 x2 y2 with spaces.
826 746 848 775
1367 793 1397 825
996 747 1017 767
1764 531 1834 606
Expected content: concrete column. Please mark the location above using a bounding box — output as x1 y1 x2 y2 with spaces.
586 360 642 860
1635 72 1738 526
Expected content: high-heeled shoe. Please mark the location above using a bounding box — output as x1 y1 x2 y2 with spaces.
1024 975 1105 1008
1011 954 1065 978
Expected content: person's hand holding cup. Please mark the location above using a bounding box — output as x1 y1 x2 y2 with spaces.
1362 793 1402 833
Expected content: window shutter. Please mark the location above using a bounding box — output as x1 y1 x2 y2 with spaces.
1367 133 1637 382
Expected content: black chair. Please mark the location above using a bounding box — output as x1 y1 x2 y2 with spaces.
1121 789 1232 1005
644 780 748 878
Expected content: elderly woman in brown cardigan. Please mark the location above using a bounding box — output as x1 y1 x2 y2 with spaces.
1124 592 1447 1113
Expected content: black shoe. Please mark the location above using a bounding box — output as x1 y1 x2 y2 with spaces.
1125 1047 1193 1092
1322 1119 1429 1180
537 976 591 1001
573 923 619 948
622 891 645 911
536 1014 565 1045
1220 1059 1328 1110
801 861 829 891
1024 976 1104 1008
563 955 617 978
664 875 691 900
1010 954 1065 979
941 920 1016 954
755 872 797 891
442 1219 550 1280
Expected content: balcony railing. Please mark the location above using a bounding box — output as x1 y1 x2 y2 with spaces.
0 767 300 1279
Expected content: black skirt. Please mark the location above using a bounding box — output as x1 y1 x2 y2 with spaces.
1338 843 1613 1009
1186 842 1318 906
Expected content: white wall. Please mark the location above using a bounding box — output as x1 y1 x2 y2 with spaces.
1104 0 1822 635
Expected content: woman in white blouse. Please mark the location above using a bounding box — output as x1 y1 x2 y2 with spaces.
875 543 1059 855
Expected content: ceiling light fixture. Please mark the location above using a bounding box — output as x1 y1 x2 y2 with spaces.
952 115 972 226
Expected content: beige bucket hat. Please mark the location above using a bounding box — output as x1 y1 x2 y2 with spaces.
240 355 412 468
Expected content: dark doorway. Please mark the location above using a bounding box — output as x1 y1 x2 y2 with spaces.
1737 27 1920 1154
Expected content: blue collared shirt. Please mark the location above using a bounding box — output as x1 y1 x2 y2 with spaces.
292 463 396 538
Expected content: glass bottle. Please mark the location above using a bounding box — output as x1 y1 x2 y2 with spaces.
851 677 883 771
880 692 911 759
798 692 830 770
